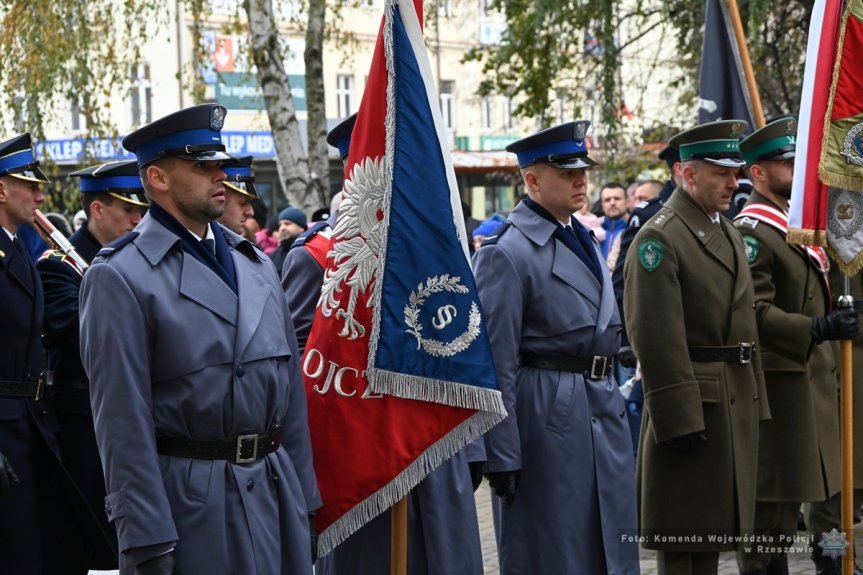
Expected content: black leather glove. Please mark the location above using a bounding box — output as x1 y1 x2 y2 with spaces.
617 346 637 369
468 461 484 492
0 449 20 499
812 308 860 344
663 431 707 453
135 551 179 575
309 513 318 564
485 470 520 505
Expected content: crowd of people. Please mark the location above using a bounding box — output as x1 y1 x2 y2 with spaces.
1 100 862 575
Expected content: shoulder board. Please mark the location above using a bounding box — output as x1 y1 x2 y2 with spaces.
648 207 675 229
290 221 330 250
37 249 66 263
734 216 760 229
96 231 139 258
480 221 511 246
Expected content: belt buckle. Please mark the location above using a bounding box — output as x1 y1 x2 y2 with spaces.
738 343 753 364
235 434 259 464
589 356 609 379
34 377 44 401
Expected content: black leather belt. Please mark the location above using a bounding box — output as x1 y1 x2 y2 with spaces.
519 351 613 379
688 343 755 365
45 371 89 391
156 431 281 464
0 378 44 400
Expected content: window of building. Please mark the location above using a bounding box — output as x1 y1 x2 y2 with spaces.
337 74 354 118
439 80 455 131
481 97 493 130
70 97 87 132
503 96 514 130
130 64 152 128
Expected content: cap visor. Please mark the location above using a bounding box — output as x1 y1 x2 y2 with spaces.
177 150 236 163
108 191 150 207
224 181 258 199
9 166 50 183
702 157 746 168
547 156 598 170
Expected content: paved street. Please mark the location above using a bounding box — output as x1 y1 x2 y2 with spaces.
474 482 863 574
91 483 862 574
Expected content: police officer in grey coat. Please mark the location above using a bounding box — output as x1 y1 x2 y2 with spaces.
473 121 639 574
79 104 321 575
282 115 485 574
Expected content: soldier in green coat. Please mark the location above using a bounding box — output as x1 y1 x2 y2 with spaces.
624 120 771 575
733 118 853 575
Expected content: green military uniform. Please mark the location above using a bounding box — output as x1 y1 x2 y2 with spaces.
732 119 841 573
623 121 770 575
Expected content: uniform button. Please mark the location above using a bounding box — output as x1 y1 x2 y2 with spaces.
272 473 280 481
618 409 625 418
754 395 760 401
752 304 756 309
807 293 814 300
105 503 112 515
246 479 255 492
236 365 245 377
591 416 597 424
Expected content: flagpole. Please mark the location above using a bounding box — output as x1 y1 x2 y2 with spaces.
391 497 408 575
840 281 854 575
724 0 766 128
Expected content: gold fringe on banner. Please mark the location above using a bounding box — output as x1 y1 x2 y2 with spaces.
826 245 863 276
786 228 827 247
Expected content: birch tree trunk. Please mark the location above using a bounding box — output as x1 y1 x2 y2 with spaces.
304 0 330 210
245 0 312 211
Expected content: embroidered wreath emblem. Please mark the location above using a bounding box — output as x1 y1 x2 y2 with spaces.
319 156 386 340
404 275 481 357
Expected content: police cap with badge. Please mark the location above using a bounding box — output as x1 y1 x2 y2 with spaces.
739 117 796 166
326 113 358 162
0 133 50 183
69 160 149 207
506 120 597 169
222 156 259 199
122 103 235 167
669 119 749 168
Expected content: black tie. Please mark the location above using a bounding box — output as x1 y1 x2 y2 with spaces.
201 238 215 255
12 236 25 255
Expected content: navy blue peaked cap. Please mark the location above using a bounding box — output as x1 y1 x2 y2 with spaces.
222 155 258 199
0 133 50 183
123 104 234 168
506 120 597 169
69 160 148 207
326 114 357 161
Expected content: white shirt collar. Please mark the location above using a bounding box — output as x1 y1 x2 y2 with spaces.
2 227 15 241
709 213 721 225
187 224 214 242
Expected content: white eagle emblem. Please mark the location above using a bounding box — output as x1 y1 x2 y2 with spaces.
318 155 387 339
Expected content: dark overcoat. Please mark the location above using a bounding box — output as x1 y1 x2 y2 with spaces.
474 201 639 574
624 188 770 552
734 191 839 502
80 214 321 574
